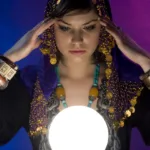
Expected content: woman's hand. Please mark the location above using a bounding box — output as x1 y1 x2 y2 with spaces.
99 17 150 72
4 18 55 62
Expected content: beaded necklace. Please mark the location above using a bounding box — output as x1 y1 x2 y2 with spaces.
55 64 100 108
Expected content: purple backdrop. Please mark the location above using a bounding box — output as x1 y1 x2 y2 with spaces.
110 1 150 149
0 0 150 149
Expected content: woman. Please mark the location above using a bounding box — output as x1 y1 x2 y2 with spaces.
0 0 150 149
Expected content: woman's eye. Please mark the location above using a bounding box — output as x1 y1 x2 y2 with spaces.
84 25 96 31
58 25 70 31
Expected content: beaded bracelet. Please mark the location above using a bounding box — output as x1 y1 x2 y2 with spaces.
140 69 150 90
0 55 18 90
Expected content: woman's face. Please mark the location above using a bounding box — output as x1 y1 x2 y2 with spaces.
54 10 101 63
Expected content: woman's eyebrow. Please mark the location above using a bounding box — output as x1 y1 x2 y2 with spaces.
57 19 98 26
57 19 71 25
83 19 98 25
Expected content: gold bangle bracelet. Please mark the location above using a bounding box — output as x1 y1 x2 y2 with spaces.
143 77 150 90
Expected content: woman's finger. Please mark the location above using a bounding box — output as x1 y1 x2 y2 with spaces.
105 26 121 41
100 17 117 28
33 19 55 37
100 19 122 43
100 19 116 31
32 18 51 31
34 37 43 49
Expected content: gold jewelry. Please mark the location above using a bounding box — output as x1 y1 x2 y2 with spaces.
140 69 150 89
0 60 17 80
0 56 18 90
0 55 18 70
50 54 57 65
40 26 57 65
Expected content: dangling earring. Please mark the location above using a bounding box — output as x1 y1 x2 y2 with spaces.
50 54 57 65
40 25 57 65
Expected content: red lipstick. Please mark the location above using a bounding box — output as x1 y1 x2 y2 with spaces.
69 50 86 55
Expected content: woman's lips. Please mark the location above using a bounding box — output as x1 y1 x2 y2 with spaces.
69 50 86 55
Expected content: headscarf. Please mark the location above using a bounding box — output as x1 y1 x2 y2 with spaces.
21 0 144 146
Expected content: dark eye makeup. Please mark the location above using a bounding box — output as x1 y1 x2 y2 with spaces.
58 24 96 32
58 25 70 31
84 25 96 31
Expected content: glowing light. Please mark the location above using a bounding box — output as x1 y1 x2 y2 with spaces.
48 106 108 150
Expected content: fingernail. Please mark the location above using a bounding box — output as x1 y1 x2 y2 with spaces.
44 17 51 23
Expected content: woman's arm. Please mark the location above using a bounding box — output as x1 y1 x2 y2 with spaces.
0 72 31 145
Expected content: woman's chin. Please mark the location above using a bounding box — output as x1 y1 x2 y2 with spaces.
63 53 91 64
71 57 85 63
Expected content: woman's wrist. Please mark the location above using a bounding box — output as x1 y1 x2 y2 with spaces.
4 51 17 63
138 56 150 73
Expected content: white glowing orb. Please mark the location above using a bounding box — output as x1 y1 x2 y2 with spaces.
48 106 108 150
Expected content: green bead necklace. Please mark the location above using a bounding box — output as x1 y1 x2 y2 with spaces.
55 64 100 108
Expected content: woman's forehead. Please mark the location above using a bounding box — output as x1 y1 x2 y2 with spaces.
58 10 98 24
64 9 98 17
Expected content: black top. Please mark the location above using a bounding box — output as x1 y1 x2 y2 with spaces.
0 74 150 150
0 74 31 145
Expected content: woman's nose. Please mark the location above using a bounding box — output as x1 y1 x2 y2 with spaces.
71 31 83 45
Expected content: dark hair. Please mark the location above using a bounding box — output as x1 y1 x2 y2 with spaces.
45 0 112 19
44 0 113 65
